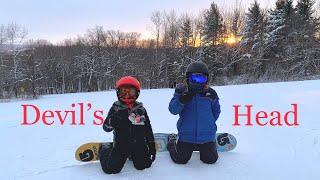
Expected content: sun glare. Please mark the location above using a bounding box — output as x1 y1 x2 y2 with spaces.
225 34 242 45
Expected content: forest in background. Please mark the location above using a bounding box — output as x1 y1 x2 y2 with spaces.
0 0 319 99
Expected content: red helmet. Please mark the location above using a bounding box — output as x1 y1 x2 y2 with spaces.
115 76 141 104
115 76 141 90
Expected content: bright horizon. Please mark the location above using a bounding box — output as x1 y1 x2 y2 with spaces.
1 0 277 44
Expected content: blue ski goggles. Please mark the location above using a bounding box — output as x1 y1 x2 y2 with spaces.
188 73 208 84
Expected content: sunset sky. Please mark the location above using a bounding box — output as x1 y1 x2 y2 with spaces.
1 0 277 43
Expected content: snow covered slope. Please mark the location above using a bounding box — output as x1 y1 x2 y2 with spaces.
1 80 319 180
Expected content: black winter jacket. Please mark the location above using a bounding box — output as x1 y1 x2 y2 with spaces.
103 101 155 148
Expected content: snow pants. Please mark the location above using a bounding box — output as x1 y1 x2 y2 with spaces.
99 143 152 174
168 140 218 164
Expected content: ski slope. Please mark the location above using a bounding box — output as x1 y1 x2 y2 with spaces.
1 80 319 180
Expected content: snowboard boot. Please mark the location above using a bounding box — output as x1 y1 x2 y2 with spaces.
99 143 113 173
166 133 178 151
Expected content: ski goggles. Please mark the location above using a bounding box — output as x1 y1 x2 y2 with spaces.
188 73 208 84
118 86 137 96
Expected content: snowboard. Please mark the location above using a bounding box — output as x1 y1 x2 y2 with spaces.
75 132 237 162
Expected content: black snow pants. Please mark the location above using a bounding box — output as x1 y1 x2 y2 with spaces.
167 140 218 164
99 143 152 174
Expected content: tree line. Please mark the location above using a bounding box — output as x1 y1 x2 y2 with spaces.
0 0 319 99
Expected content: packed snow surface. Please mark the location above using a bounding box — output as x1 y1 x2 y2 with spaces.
1 80 319 180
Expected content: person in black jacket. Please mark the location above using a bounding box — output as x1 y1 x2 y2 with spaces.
99 76 156 174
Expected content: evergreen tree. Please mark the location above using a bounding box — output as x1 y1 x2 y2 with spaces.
180 14 193 47
265 0 296 58
241 1 265 56
296 0 320 41
202 1 223 46
231 8 241 37
294 0 320 77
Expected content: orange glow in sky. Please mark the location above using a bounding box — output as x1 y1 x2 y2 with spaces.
225 34 242 46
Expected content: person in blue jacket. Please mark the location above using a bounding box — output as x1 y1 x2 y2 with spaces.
167 61 221 164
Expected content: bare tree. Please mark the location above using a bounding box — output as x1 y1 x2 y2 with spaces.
6 23 28 97
0 25 7 47
0 25 8 98
162 10 180 48
150 11 162 49
192 12 205 47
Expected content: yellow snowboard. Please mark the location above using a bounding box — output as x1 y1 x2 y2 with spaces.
75 142 104 162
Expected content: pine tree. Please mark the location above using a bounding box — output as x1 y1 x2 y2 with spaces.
202 1 223 46
180 14 193 47
296 0 320 41
297 0 314 20
294 0 320 77
265 0 296 58
241 1 265 56
231 8 241 37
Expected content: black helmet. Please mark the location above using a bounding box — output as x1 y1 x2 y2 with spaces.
186 61 209 77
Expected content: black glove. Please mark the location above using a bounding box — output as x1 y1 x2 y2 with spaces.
179 92 194 104
109 109 130 129
148 141 156 162
175 83 187 94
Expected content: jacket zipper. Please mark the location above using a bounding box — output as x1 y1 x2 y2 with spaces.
128 109 133 144
195 94 198 143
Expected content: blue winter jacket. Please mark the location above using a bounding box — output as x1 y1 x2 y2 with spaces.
168 86 221 144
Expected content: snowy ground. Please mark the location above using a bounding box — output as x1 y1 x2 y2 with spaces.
1 80 319 180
